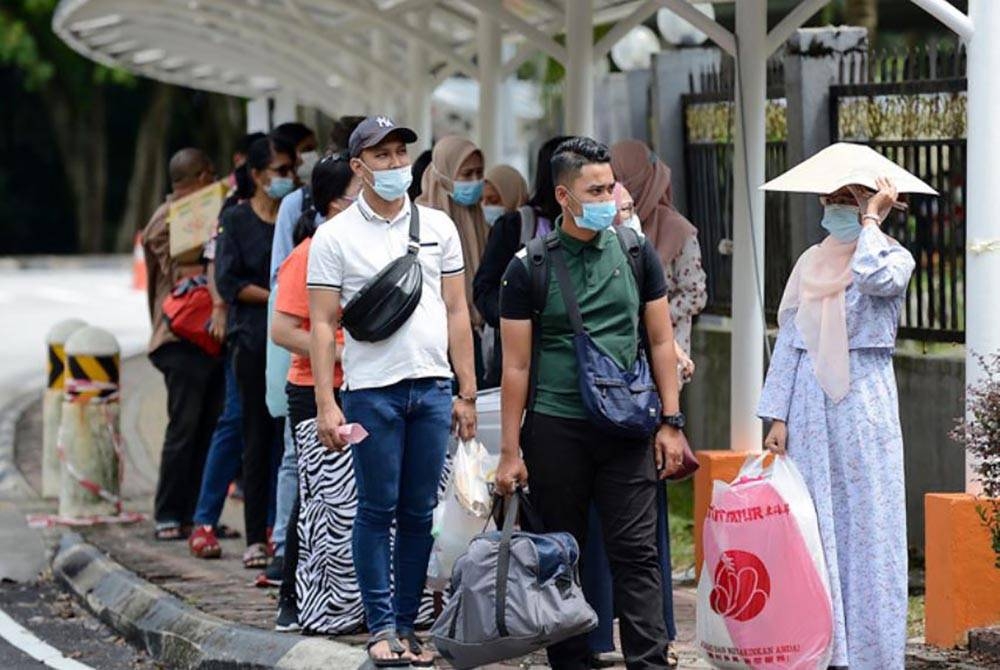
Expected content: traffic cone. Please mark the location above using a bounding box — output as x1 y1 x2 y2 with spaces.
131 232 147 291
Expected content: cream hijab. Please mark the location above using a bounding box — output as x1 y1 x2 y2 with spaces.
778 219 900 402
485 164 529 211
416 136 490 328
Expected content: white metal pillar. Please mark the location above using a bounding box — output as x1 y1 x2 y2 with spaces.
965 0 998 493
565 0 594 136
408 13 432 153
477 12 502 166
246 98 270 133
730 0 768 452
371 29 391 115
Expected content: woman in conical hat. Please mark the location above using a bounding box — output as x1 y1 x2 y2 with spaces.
758 160 918 669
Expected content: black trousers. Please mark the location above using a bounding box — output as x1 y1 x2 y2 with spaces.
150 341 224 525
521 413 668 670
278 382 321 607
232 344 281 546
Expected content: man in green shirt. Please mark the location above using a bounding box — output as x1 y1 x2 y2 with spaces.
496 137 686 670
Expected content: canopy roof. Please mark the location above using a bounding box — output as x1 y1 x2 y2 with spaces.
53 0 685 114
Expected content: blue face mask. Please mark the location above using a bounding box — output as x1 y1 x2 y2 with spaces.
570 194 618 232
820 203 862 242
482 204 506 226
451 179 484 206
265 177 295 200
363 164 412 201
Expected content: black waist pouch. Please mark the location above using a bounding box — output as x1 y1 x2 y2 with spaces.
340 205 423 343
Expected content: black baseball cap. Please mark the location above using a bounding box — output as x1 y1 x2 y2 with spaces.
348 115 418 158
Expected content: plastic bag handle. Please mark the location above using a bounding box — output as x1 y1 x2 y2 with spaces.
736 452 770 481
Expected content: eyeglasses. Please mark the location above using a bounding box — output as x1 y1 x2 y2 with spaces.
618 203 636 217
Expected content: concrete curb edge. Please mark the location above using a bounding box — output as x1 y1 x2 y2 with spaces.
0 387 40 500
52 533 367 670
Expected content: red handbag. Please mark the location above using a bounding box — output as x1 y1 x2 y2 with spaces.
162 275 222 357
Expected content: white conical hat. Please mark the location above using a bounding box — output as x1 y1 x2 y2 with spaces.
760 142 937 195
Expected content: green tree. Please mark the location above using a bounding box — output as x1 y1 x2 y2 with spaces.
0 0 132 252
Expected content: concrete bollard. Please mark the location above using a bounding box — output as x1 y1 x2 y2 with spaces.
58 326 122 519
43 319 88 498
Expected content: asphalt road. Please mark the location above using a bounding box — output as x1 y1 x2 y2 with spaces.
0 577 154 669
0 259 153 669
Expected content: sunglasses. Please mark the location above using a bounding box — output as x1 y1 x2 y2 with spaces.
268 164 294 177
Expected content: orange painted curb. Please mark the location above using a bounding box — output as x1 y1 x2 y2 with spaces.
925 493 1000 648
693 450 751 576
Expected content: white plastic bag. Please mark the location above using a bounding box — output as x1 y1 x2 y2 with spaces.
429 440 498 582
453 438 495 517
697 454 833 669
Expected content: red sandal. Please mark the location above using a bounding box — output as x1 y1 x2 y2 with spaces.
188 525 222 559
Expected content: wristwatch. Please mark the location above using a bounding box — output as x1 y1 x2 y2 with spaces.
660 412 686 430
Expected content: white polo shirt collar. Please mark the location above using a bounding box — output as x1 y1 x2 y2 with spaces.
356 191 411 227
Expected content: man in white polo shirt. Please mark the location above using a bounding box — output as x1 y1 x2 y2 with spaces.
307 115 477 666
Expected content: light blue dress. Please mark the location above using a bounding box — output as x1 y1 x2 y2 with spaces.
758 225 915 670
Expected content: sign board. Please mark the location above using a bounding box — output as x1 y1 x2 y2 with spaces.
168 181 228 261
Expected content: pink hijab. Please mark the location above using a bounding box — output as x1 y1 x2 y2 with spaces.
610 140 697 267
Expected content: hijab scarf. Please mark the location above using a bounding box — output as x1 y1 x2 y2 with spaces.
485 164 529 211
610 140 697 267
416 136 490 327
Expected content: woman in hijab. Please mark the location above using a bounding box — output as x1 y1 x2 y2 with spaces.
482 164 529 227
610 140 707 356
759 177 913 669
416 136 492 384
473 135 572 336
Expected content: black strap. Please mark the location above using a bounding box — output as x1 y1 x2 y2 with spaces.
615 226 646 316
494 491 520 638
299 185 313 214
548 244 585 335
525 232 557 411
406 204 421 254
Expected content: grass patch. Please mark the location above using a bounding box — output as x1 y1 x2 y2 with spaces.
667 479 695 571
908 595 925 639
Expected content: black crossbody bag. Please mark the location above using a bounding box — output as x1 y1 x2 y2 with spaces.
340 206 423 342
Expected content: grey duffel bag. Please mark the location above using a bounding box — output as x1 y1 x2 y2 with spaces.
430 491 597 669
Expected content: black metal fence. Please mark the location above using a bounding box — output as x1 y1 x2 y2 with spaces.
683 45 967 342
681 56 791 319
830 46 967 342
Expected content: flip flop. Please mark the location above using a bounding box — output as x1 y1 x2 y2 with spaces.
400 631 435 667
366 630 411 668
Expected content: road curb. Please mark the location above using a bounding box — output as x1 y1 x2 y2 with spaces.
0 387 39 500
52 533 367 670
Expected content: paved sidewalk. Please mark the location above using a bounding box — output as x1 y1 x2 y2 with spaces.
15 356 992 669
15 355 711 668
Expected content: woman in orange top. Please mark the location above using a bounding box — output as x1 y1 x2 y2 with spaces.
270 152 359 632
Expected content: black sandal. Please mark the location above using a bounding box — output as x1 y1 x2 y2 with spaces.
366 630 411 668
400 631 435 667
154 522 187 541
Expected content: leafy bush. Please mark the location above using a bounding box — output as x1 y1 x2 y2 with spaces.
950 353 1000 569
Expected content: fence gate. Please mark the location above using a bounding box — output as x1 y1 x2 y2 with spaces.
830 46 967 343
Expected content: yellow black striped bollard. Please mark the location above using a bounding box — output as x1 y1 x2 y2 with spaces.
42 319 87 499
58 326 123 520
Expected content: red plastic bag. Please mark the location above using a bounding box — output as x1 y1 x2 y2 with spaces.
697 454 833 669
163 275 221 357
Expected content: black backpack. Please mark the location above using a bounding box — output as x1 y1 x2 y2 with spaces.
523 226 647 411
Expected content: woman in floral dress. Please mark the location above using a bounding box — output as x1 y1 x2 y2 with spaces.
759 177 914 669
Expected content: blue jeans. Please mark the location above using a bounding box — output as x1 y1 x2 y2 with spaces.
341 377 452 635
193 357 244 527
272 420 297 557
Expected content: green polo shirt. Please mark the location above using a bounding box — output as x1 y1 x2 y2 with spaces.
500 220 667 420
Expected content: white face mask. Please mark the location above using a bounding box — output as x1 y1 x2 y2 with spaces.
622 214 642 233
482 204 506 226
297 151 319 182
